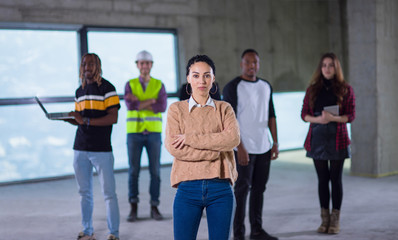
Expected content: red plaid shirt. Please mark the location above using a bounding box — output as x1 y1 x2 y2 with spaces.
301 84 355 151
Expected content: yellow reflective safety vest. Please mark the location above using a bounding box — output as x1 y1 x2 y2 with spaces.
126 77 163 133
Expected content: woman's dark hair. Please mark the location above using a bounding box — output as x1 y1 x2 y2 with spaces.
186 55 216 76
308 52 347 108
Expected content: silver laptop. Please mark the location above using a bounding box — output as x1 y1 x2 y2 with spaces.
35 97 75 120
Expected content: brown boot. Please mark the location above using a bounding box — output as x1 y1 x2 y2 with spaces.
317 208 330 233
328 209 340 234
127 203 137 222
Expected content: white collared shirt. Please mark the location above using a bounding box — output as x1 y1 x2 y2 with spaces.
188 96 216 112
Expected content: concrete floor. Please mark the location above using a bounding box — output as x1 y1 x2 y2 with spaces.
0 150 397 240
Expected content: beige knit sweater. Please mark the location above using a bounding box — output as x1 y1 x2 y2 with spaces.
165 100 240 188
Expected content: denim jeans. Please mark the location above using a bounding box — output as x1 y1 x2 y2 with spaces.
173 179 235 240
233 150 271 237
73 150 120 237
127 133 161 206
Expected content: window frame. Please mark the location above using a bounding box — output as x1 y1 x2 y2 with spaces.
0 23 181 106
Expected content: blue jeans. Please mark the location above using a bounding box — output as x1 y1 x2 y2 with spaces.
173 179 235 240
127 133 161 206
73 150 120 237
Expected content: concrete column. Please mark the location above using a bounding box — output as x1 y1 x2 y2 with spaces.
348 0 398 177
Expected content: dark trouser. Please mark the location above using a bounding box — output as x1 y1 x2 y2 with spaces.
127 133 161 206
313 159 345 210
233 150 271 237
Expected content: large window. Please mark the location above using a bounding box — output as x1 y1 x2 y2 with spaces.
87 30 178 94
86 29 179 173
0 25 179 183
0 29 79 98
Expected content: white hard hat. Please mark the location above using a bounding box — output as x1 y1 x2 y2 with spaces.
136 50 153 62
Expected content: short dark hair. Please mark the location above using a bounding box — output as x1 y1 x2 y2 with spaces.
241 49 259 59
186 55 216 76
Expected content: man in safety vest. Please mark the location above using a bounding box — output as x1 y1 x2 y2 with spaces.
124 50 167 222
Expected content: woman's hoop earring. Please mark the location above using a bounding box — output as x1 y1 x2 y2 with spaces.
185 83 192 96
210 82 218 95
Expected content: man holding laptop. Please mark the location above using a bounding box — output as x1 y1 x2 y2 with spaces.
63 53 121 240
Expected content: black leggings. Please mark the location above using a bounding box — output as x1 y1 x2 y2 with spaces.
313 159 345 210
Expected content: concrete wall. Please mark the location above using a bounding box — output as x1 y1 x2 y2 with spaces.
0 0 342 91
348 0 398 177
198 0 338 91
376 0 398 175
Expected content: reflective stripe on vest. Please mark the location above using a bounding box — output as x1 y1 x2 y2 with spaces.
126 77 163 133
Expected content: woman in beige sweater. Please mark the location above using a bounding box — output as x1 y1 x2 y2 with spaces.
165 55 240 240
